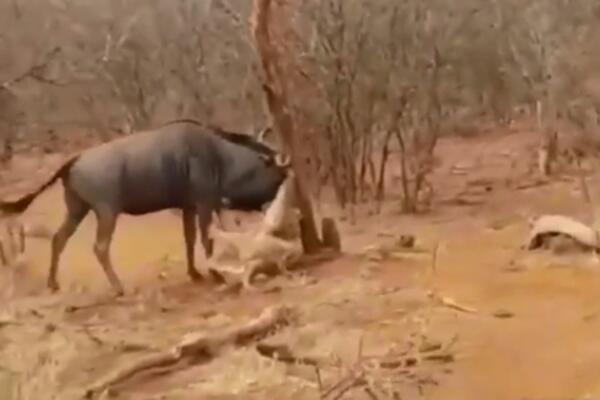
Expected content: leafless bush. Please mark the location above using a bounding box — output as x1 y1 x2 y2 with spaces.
1 0 600 212
290 0 600 212
294 1 469 212
0 87 22 163
0 0 266 140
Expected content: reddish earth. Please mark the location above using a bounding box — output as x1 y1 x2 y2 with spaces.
2 126 600 400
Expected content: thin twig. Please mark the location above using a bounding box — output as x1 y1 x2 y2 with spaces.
356 333 364 363
363 387 380 400
1 47 63 89
431 242 439 274
576 156 600 257
329 374 366 400
321 372 354 399
315 365 323 393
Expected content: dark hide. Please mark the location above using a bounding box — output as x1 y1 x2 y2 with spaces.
0 120 289 295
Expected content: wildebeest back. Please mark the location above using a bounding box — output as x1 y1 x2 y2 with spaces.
68 124 221 214
66 121 285 215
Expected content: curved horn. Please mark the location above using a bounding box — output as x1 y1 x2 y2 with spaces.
258 153 273 163
257 126 272 143
275 153 291 168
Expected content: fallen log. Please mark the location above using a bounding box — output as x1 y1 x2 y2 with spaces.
526 214 600 251
85 304 297 400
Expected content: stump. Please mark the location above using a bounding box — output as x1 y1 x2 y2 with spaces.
321 217 341 252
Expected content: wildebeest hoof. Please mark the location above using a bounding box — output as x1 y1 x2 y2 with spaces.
47 280 60 293
188 270 203 283
207 268 226 285
108 284 125 298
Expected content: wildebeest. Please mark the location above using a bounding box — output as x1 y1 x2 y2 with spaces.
0 119 290 296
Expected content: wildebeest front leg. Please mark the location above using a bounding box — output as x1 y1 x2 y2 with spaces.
197 204 214 259
182 208 202 282
93 209 124 296
213 210 226 230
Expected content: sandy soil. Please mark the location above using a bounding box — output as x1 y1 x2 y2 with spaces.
2 127 600 400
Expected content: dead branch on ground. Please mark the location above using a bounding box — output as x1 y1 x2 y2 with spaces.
256 331 456 399
428 291 478 314
526 214 600 252
85 304 297 400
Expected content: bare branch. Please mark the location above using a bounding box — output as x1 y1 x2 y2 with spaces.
1 46 63 89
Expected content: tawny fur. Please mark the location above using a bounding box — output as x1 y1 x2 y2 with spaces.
210 172 302 290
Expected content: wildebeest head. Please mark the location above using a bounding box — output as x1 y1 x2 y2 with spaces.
216 127 292 212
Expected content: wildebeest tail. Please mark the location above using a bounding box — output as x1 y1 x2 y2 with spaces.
0 155 79 215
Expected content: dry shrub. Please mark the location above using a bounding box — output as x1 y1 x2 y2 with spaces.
290 0 600 212
2 0 600 211
0 0 266 139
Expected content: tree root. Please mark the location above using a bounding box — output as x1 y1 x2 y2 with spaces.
84 304 298 399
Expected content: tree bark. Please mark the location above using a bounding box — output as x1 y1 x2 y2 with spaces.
250 0 322 253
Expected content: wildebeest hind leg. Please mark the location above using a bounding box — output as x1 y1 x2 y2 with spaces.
93 209 124 296
197 205 214 259
48 189 90 292
182 208 202 282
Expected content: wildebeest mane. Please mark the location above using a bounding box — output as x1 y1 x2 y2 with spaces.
163 118 276 156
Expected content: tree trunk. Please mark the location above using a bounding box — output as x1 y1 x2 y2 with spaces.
250 0 322 253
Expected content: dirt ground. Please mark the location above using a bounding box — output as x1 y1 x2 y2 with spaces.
2 127 600 400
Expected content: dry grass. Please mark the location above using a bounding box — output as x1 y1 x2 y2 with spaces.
0 266 458 400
